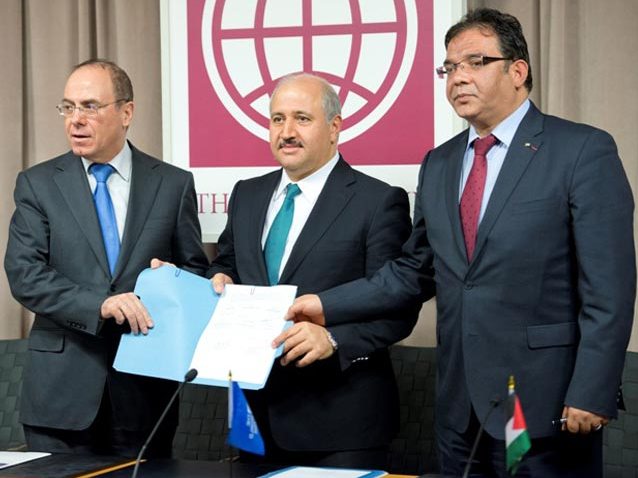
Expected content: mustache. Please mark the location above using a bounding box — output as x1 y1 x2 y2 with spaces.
278 138 303 149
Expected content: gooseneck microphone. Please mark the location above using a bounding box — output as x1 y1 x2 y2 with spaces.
461 397 501 478
131 368 198 478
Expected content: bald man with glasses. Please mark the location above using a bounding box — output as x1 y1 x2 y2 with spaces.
5 59 208 457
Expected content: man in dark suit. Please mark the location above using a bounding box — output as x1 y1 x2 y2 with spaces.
207 73 417 468
4 60 208 457
287 9 635 477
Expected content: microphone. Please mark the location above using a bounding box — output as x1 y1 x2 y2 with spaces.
461 397 501 478
131 368 198 478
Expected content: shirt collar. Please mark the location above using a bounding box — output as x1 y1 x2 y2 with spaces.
82 141 132 182
273 152 340 203
467 99 530 149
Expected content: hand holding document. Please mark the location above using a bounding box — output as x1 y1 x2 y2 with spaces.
114 267 297 389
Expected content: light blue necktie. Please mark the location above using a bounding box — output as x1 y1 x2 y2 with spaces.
89 163 120 275
264 184 301 285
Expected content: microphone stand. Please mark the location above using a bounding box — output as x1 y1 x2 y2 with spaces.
131 368 198 478
461 398 500 478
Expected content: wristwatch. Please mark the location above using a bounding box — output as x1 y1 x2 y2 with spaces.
325 330 339 351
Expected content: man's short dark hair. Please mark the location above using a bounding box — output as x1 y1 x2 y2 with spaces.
445 8 533 91
72 59 134 102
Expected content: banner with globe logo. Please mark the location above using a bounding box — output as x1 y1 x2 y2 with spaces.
161 0 464 241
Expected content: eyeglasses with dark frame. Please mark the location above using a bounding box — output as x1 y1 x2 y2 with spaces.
435 55 512 79
56 99 128 118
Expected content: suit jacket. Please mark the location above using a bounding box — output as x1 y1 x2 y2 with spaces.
4 143 209 432
208 157 418 451
320 103 635 439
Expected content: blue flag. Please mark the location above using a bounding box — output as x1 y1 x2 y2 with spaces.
228 381 265 455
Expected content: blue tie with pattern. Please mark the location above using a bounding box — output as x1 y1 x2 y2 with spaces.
264 183 301 285
89 163 120 275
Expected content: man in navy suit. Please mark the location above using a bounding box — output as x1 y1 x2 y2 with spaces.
206 73 418 468
287 9 635 477
5 60 208 456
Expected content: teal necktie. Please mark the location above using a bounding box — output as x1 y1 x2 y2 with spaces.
264 184 301 285
89 163 120 275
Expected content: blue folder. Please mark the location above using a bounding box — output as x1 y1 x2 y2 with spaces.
113 266 220 386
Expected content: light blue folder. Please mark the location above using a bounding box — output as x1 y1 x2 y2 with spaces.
113 266 220 386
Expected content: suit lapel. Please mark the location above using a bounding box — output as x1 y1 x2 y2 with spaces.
279 158 354 283
446 132 471 263
114 147 162 278
53 154 111 277
472 104 544 264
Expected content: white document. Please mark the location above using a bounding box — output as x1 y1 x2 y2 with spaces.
190 284 297 389
259 467 387 478
0 451 51 469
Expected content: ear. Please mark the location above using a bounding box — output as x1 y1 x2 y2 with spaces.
121 101 135 128
329 115 342 144
509 59 529 89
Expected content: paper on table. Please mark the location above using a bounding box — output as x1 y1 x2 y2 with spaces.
259 466 387 478
0 451 51 469
190 284 297 388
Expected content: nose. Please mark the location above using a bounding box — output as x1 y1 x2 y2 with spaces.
449 63 471 85
281 118 296 139
69 107 88 125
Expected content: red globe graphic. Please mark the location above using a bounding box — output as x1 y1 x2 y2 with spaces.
201 0 417 143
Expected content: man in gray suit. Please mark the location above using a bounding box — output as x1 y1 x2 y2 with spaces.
287 9 635 477
4 60 208 457
206 73 417 468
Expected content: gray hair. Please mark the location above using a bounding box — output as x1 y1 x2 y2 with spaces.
271 73 341 123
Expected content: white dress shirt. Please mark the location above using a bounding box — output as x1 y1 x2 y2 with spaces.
82 141 132 241
261 152 340 281
459 99 530 223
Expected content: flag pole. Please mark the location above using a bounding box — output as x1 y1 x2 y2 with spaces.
506 374 531 476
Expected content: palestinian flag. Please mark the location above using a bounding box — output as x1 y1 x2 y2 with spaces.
505 375 531 475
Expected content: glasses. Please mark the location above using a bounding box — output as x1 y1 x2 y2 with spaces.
56 99 127 117
436 55 512 79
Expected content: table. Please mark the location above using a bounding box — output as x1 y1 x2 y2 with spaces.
0 455 421 478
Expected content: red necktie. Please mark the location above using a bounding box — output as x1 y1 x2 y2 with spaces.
460 134 498 261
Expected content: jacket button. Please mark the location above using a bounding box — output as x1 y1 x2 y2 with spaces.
464 283 474 290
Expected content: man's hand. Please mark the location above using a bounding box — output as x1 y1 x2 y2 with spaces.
150 258 174 269
211 273 234 294
272 322 335 367
285 294 326 326
100 293 153 335
561 406 609 434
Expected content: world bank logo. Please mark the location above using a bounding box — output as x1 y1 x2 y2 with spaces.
201 0 418 144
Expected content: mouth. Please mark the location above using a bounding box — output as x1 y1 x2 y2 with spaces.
71 132 91 141
278 140 302 150
453 92 475 102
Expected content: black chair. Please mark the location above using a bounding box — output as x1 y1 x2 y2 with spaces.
387 345 438 474
173 383 229 461
0 339 28 450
